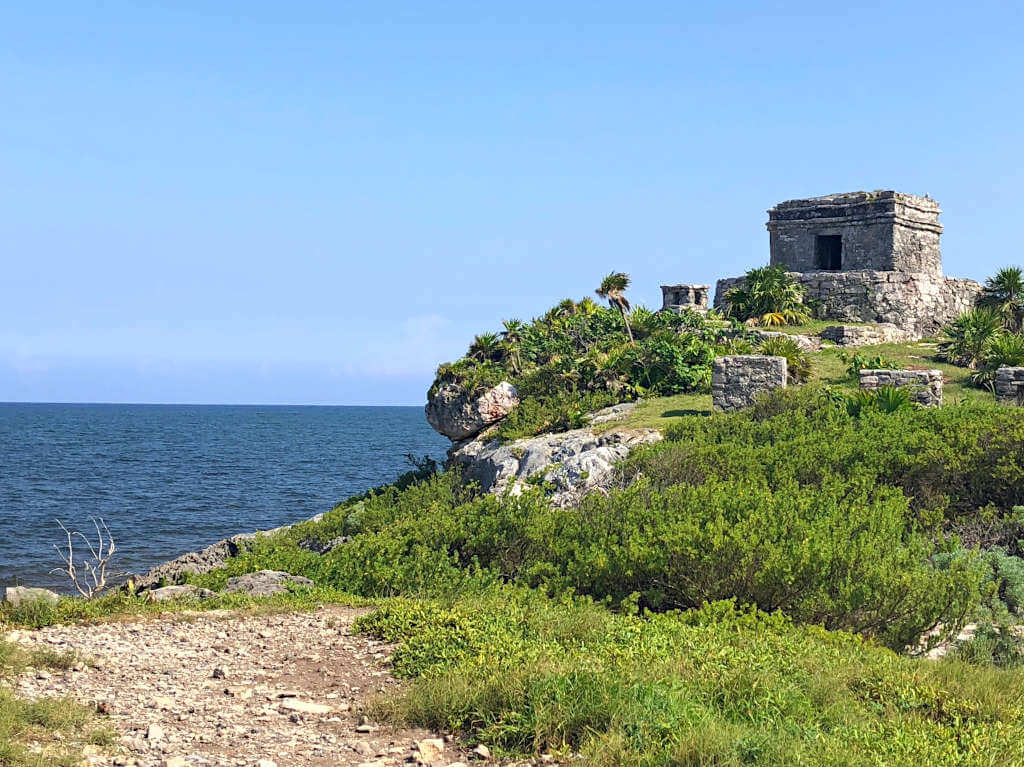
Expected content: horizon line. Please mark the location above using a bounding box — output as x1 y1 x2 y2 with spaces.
0 400 426 408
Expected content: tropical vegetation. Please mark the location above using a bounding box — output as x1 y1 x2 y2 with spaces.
722 265 813 326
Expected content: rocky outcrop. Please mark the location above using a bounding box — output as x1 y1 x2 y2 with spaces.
134 514 324 590
223 570 314 597
425 381 519 441
449 424 662 508
4 586 59 607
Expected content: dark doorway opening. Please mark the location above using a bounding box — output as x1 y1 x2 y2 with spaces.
815 235 842 270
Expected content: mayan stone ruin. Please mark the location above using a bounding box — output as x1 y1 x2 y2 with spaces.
995 367 1024 406
712 355 787 411
713 191 982 336
661 284 710 313
859 369 944 407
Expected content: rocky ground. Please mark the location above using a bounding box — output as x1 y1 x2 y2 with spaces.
6 606 493 767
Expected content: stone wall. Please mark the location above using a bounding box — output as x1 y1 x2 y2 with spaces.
767 191 942 275
995 367 1024 405
714 270 981 337
712 355 787 411
819 324 915 346
859 368 943 406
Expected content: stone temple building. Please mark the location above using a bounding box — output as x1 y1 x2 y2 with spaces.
713 191 981 336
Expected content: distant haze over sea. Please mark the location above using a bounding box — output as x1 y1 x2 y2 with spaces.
0 403 449 591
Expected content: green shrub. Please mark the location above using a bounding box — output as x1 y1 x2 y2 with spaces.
722 265 812 326
841 350 900 378
845 385 913 417
430 289 735 438
938 307 1003 368
757 336 811 383
358 588 1024 766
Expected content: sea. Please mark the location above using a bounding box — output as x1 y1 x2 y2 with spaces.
0 403 449 591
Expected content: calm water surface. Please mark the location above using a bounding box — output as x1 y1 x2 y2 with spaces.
0 404 448 591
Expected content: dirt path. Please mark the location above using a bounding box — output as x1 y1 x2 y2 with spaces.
8 606 478 767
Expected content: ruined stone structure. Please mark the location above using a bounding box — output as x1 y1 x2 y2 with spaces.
712 355 787 411
820 323 915 346
661 284 709 313
995 367 1024 405
767 191 942 274
859 369 943 407
713 191 982 337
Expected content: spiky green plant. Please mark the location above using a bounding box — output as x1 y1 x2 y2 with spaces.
938 307 1004 368
596 272 634 343
723 266 811 326
979 266 1024 331
758 336 811 383
972 333 1024 389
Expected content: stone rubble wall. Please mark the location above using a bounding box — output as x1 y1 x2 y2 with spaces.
819 323 916 346
714 270 981 337
661 283 710 312
995 367 1024 405
712 355 787 411
859 368 943 406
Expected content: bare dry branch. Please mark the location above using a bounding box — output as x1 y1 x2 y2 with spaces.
51 517 123 599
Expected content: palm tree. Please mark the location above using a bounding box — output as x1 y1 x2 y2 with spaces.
979 266 1024 331
596 272 634 343
468 332 504 362
501 319 526 373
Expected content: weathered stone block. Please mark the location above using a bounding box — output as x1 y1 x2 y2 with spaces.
995 367 1024 405
859 369 943 406
712 355 787 412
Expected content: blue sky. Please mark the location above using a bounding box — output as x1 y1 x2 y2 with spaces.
2 1 1022 405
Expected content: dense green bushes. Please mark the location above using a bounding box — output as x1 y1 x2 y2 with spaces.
185 390 1024 650
359 588 1024 766
722 265 812 326
430 288 746 438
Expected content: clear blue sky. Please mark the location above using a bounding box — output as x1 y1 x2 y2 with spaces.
2 1 1021 405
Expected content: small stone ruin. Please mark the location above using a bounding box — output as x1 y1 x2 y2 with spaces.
712 191 981 337
859 369 943 407
995 367 1024 405
661 284 709 313
712 355 787 411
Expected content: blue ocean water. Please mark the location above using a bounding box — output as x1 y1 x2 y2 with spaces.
0 403 449 591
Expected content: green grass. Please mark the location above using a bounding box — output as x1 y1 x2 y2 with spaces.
808 340 999 404
611 337 1000 434
601 392 712 431
0 638 114 766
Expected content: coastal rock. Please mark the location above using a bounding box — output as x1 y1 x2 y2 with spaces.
449 425 662 508
3 586 60 607
147 585 215 602
297 536 348 555
133 513 324 590
425 381 519 441
222 570 314 597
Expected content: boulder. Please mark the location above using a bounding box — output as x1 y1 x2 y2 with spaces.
449 425 662 508
3 586 60 607
222 570 314 597
147 584 216 602
425 381 519 441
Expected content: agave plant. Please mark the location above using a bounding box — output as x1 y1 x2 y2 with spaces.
979 266 1024 331
758 336 811 383
938 307 1003 368
724 266 811 326
596 271 634 343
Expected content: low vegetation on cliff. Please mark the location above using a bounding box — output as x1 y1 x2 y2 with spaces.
47 388 1008 765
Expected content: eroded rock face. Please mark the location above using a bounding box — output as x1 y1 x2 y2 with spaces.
425 381 519 441
449 425 662 508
